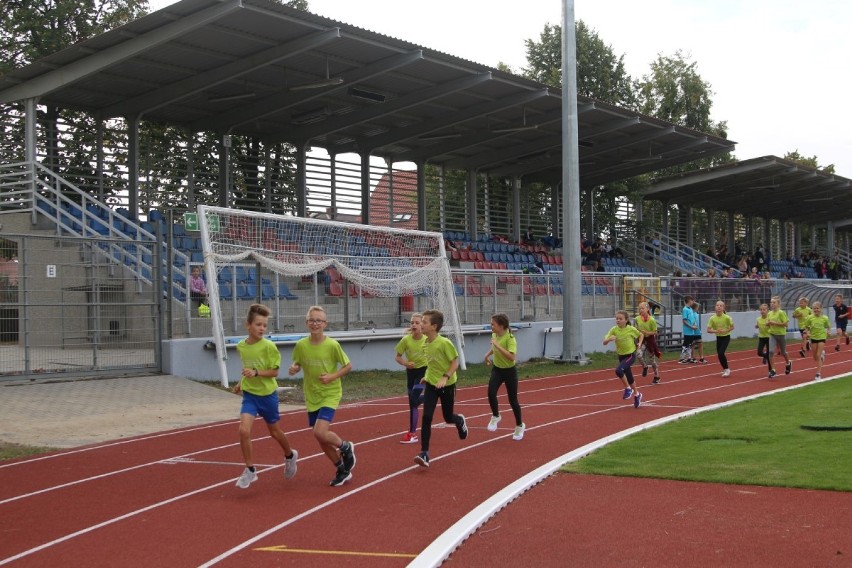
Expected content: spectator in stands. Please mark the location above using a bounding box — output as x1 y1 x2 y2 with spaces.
189 266 208 309
541 233 561 249
594 259 606 272
706 267 718 278
522 227 537 245
754 245 766 271
528 261 545 274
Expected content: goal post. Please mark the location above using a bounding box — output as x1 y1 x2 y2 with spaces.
197 205 465 386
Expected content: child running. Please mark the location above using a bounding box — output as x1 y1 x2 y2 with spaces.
233 303 298 489
288 305 355 487
766 296 792 378
484 313 525 441
414 309 468 468
603 310 644 408
793 296 813 358
803 301 830 380
394 313 427 444
679 296 701 364
706 300 734 377
832 294 849 352
635 301 661 384
755 303 770 365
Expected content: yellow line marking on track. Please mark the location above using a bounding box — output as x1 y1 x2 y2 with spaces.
255 544 416 558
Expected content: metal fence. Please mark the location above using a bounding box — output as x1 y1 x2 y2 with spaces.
0 234 160 381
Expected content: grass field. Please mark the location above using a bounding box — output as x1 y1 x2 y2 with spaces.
3 337 851 494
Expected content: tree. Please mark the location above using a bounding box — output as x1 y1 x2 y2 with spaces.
522 20 637 109
637 51 732 174
783 150 835 174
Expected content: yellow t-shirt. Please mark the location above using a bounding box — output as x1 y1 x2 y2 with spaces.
707 313 734 337
756 315 770 339
423 335 459 387
395 333 428 368
236 337 281 396
803 314 830 341
605 325 641 356
767 309 789 336
634 314 658 335
292 336 351 412
491 331 517 369
792 306 813 329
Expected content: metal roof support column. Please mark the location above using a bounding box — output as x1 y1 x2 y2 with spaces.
662 201 670 237
385 158 394 227
128 117 139 219
416 162 426 231
685 207 694 248
361 152 371 225
827 221 835 256
746 216 754 254
466 169 478 240
560 0 587 364
763 216 771 257
779 221 788 260
727 213 735 261
585 189 595 241
329 152 337 219
707 208 715 252
483 174 491 235
295 144 307 217
438 164 446 233
218 135 229 208
811 226 817 252
96 116 105 202
512 176 522 243
551 181 560 241
794 223 802 259
25 98 38 224
264 146 272 212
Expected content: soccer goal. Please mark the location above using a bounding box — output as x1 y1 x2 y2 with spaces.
197 205 465 386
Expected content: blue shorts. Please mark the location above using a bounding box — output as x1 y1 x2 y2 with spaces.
308 407 337 426
837 320 848 331
240 391 280 424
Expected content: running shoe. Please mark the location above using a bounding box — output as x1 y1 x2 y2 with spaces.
633 392 643 408
785 361 792 375
487 415 501 432
698 359 708 365
836 344 841 352
768 369 777 378
814 373 821 381
847 336 850 345
512 423 526 441
652 376 661 385
622 387 633 399
722 369 730 377
821 351 826 363
399 432 419 444
329 467 352 487
340 441 356 472
414 452 430 467
236 467 258 489
641 366 648 377
799 349 806 358
456 415 468 440
807 341 811 351
284 449 298 480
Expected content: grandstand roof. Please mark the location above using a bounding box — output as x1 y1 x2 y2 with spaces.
0 0 734 186
643 156 852 226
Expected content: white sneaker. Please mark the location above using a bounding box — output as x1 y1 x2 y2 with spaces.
814 373 821 380
487 415 501 432
721 369 730 377
512 423 526 441
284 449 298 480
821 351 826 363
236 467 258 489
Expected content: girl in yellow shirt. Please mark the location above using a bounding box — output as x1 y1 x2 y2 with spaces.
603 310 644 408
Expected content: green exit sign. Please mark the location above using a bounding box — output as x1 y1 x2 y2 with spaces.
183 212 220 232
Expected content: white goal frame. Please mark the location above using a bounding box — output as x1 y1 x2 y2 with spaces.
197 205 465 386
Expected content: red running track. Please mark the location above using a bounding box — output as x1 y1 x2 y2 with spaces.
1 343 850 567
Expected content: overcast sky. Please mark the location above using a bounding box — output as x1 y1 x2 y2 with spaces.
148 0 852 175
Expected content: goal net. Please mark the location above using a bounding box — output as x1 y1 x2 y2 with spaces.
197 205 465 386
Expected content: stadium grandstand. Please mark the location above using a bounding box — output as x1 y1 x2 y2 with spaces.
1 0 850 381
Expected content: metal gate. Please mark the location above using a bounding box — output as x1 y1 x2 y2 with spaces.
0 234 161 381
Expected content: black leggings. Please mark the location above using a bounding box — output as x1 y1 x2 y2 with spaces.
420 383 463 453
716 335 730 369
406 367 426 433
487 366 522 425
757 337 769 360
615 353 636 385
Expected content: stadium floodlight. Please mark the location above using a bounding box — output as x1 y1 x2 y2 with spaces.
198 205 465 387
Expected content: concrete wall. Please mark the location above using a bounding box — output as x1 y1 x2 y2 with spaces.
165 310 787 382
